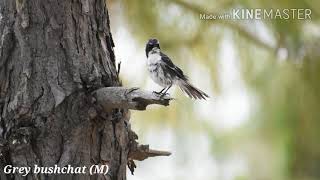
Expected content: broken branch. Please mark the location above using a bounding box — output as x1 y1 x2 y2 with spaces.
92 87 172 111
128 144 171 161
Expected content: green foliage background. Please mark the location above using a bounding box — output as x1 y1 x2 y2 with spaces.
109 0 320 179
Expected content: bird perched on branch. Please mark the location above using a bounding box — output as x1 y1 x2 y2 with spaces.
145 38 209 100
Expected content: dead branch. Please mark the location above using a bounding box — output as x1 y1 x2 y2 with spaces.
92 87 172 111
128 144 171 161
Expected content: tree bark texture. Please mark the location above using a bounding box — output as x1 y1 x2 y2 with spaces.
0 0 133 179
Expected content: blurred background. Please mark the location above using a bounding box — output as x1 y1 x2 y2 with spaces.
108 0 320 180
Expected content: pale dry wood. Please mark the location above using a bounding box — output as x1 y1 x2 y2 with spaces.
92 87 172 111
128 144 171 161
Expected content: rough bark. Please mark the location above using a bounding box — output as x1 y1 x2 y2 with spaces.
0 0 170 179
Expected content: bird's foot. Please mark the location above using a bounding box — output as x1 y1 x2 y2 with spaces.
160 92 170 98
152 91 162 95
152 91 169 98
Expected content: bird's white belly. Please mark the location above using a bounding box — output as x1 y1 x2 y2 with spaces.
148 66 167 87
147 54 171 87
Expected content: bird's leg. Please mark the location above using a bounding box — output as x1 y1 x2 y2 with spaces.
160 84 172 98
153 87 166 95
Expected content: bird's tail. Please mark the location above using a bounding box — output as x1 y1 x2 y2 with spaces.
177 80 209 100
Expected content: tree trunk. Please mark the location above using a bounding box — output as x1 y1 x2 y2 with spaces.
0 0 129 179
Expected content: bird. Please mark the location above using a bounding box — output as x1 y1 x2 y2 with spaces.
145 38 209 100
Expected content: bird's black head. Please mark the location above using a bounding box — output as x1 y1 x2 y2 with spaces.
145 38 160 57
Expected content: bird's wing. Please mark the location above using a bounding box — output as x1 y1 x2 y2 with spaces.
160 52 188 80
